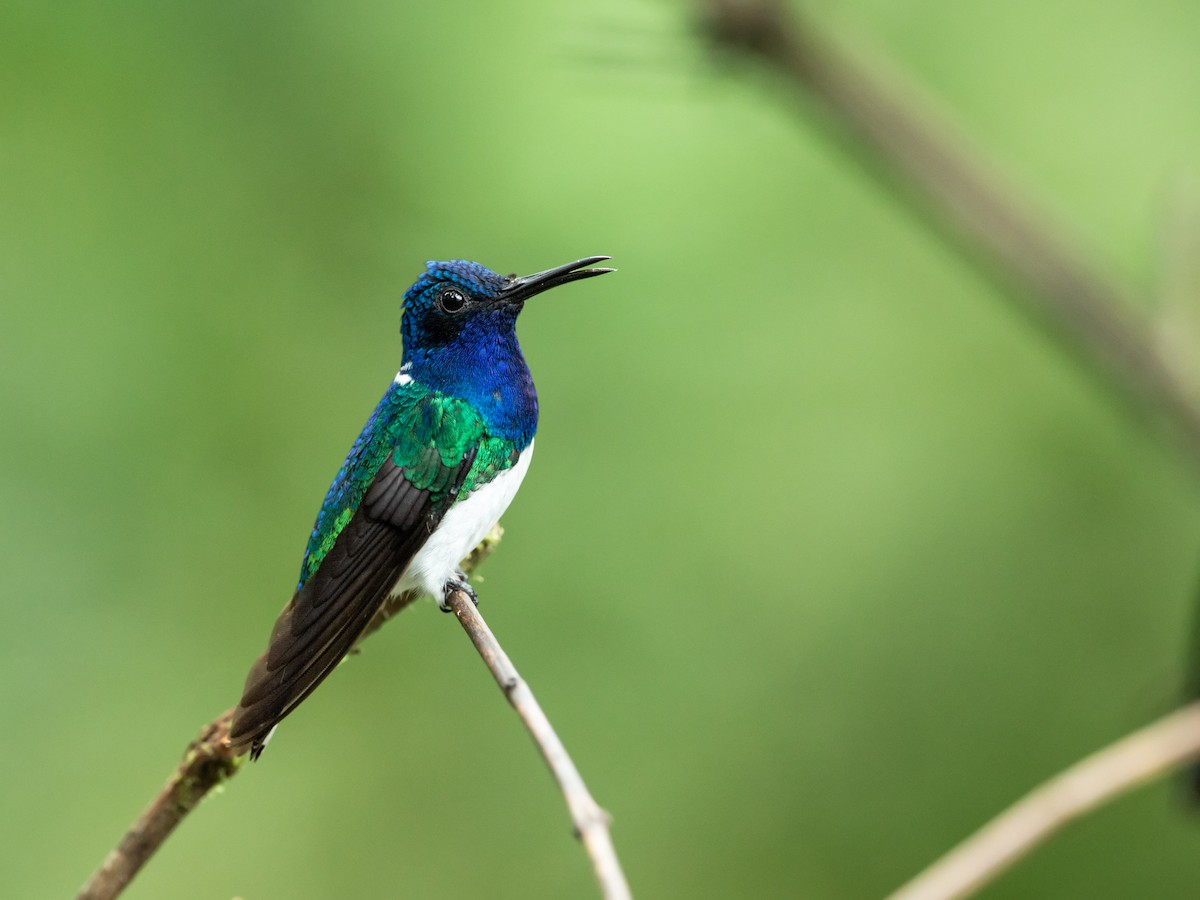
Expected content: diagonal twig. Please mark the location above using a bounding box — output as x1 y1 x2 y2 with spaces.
698 4 1200 896
887 702 1200 900
700 0 1200 463
75 712 242 900
77 526 629 900
76 527 500 900
447 589 633 900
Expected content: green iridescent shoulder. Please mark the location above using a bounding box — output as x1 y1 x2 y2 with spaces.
386 390 521 499
297 380 521 588
458 435 521 498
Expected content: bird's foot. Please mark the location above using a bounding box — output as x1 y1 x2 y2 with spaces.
439 574 478 613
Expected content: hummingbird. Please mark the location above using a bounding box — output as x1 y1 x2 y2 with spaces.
228 255 614 759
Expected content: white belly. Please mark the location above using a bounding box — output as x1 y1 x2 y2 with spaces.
393 441 533 600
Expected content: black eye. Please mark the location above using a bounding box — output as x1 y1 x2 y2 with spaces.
439 287 466 313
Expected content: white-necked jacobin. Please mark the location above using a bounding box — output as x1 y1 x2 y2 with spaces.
229 256 614 759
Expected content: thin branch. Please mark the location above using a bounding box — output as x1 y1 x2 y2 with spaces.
75 712 242 900
79 526 618 900
700 0 1200 464
887 702 1200 900
446 589 633 900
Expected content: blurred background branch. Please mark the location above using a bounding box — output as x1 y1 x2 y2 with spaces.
888 702 1200 900
1154 175 1200 400
700 0 1200 465
698 0 1200 894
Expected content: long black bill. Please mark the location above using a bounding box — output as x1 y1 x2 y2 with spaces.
500 255 614 303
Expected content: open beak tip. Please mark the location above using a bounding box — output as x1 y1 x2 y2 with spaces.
565 265 615 285
501 255 615 301
572 256 615 278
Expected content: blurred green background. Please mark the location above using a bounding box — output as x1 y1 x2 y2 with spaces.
4 1 1200 897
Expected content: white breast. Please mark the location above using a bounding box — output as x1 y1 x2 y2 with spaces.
393 441 534 600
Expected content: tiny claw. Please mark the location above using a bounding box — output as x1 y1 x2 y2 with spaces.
439 576 478 612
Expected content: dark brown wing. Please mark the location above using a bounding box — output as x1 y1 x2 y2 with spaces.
228 451 473 758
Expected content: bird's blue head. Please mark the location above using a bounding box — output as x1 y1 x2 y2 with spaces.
399 256 612 442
